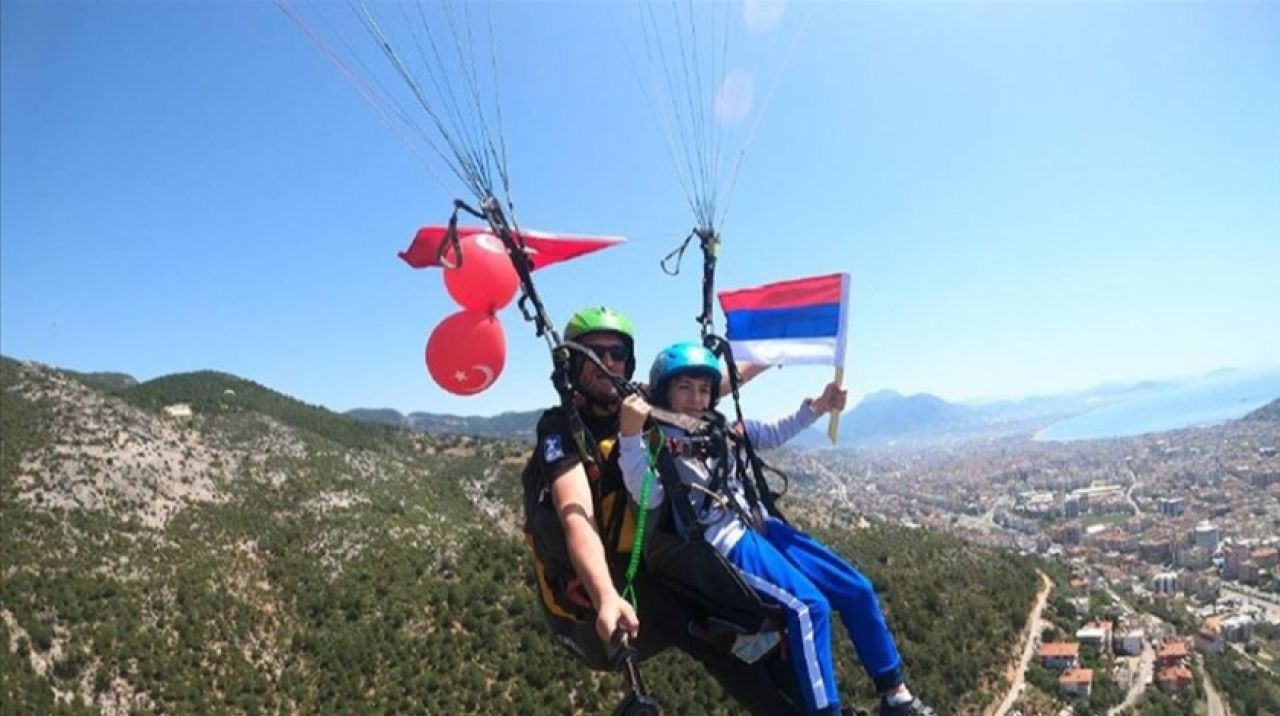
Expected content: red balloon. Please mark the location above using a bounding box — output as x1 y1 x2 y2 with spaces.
443 233 519 312
425 310 506 396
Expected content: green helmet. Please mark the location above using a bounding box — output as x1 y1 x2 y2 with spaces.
563 306 636 379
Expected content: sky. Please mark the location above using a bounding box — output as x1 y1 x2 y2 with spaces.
2 0 1278 420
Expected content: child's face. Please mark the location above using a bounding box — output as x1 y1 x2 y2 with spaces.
666 374 713 417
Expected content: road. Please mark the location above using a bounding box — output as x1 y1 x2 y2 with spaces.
1220 585 1280 623
1098 575 1202 716
1103 581 1158 716
991 571 1052 716
1202 656 1230 716
1108 639 1154 716
1224 582 1280 606
1123 466 1142 516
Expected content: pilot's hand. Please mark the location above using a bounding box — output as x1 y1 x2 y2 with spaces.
596 593 640 643
619 394 652 437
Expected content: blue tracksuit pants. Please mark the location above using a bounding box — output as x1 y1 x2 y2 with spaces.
726 518 904 713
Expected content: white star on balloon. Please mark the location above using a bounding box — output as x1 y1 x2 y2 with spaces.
454 370 468 383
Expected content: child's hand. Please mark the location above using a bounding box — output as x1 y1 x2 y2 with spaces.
619 394 651 436
810 382 848 414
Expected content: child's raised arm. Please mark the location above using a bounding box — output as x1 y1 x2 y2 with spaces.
743 381 848 450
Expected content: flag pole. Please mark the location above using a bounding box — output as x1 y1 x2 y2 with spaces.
827 366 843 444
828 271 851 445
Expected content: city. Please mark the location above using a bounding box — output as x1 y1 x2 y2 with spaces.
781 411 1280 714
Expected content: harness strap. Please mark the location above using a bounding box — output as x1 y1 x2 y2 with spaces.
620 437 660 611
696 228 719 341
660 230 695 277
653 430 707 542
705 334 787 521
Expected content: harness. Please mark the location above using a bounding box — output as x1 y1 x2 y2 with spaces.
660 226 792 526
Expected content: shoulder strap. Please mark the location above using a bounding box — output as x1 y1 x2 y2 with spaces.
650 430 707 542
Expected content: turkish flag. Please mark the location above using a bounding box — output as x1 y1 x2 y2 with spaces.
398 225 625 270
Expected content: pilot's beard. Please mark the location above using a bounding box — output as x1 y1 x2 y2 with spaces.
578 379 620 414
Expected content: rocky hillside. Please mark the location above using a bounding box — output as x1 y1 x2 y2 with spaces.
346 407 541 440
1 356 1039 715
1245 396 1280 422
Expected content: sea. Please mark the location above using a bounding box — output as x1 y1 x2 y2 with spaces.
1036 367 1280 442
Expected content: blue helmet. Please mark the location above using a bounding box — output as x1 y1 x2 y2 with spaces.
648 341 723 407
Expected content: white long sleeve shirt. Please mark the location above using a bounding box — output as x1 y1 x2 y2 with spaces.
619 400 821 555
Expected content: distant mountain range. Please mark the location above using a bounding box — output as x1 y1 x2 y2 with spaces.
343 367 1280 449
786 389 1056 449
336 383 1118 447
344 378 1184 448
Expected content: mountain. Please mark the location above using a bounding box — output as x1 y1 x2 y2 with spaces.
344 407 409 428
790 370 1277 450
1 355 1040 714
64 369 139 392
1245 397 1280 422
844 390 970 438
345 407 542 440
352 369 1276 448
789 390 992 449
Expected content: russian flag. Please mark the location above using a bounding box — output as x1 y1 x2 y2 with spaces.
718 273 850 367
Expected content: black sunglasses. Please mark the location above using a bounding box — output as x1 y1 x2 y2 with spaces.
585 344 630 363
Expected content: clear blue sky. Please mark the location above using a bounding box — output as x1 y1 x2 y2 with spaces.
3 1 1278 419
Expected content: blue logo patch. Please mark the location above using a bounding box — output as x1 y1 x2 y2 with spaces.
542 434 565 462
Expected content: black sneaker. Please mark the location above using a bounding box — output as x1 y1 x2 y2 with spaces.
878 697 935 716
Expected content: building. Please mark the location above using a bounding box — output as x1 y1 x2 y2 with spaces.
1070 577 1091 597
1075 621 1113 654
1222 615 1255 643
1140 539 1172 565
1176 571 1199 595
1151 571 1179 595
1156 639 1190 667
1115 629 1145 656
1193 575 1220 602
163 403 193 418
1157 664 1194 693
1038 642 1080 671
1071 484 1125 504
1157 497 1186 517
1095 531 1137 554
1238 561 1261 585
1068 596 1091 616
1193 521 1220 552
1174 545 1210 570
1017 491 1057 516
1253 547 1279 569
1250 471 1280 488
1059 668 1094 698
1195 621 1225 655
